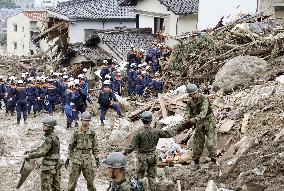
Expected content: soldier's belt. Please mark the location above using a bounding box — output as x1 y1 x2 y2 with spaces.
75 149 91 154
42 159 58 166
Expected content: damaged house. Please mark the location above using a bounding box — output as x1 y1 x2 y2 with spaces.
120 0 199 36
48 0 136 43
6 10 51 56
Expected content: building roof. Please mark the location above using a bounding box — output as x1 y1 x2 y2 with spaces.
22 10 48 21
49 0 135 19
88 28 154 60
120 0 198 15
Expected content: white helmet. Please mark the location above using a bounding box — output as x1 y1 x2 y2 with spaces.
105 74 111 79
137 64 142 68
103 60 108 64
36 76 41 81
139 48 145 53
0 76 4 79
68 77 74 82
18 80 24 84
131 63 136 67
21 73 26 78
68 81 74 87
41 77 46 82
63 75 68 79
74 79 80 85
10 76 16 81
83 68 88 73
130 44 135 48
141 71 146 75
104 80 111 85
112 59 117 63
78 74 84 79
28 77 34 81
155 72 160 76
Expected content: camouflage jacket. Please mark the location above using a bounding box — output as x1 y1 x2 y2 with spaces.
27 132 60 166
67 127 99 164
108 179 132 191
186 94 214 122
125 124 176 154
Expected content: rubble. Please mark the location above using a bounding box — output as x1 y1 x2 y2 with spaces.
167 15 284 89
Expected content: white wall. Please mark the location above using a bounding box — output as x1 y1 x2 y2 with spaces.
198 0 258 30
178 14 198 35
136 0 197 36
68 20 135 43
7 13 31 56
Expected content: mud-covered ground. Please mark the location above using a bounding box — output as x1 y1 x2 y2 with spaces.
0 108 114 191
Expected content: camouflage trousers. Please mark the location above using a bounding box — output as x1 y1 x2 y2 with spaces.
137 152 157 191
192 115 217 161
41 169 61 191
67 161 96 191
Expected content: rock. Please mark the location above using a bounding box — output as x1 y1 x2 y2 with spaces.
213 56 269 92
109 130 129 146
205 180 218 191
218 119 235 133
119 118 131 131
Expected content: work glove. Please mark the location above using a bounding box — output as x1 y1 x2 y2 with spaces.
189 118 197 125
65 159 70 169
24 151 30 160
95 157 100 166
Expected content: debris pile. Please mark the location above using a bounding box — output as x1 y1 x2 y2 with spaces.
169 15 284 88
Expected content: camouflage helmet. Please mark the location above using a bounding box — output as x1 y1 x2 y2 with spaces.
186 83 198 94
42 116 57 127
81 111 92 121
105 152 126 169
140 111 152 123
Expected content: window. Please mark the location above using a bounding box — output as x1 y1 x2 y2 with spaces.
136 14 139 28
13 24 17 32
22 44 24 50
22 26 24 32
154 17 164 34
13 42 17 50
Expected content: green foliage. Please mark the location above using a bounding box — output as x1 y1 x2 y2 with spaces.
172 35 214 71
0 0 16 8
0 33 7 46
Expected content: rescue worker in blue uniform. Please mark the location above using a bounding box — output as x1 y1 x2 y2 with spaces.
64 81 75 129
15 80 28 124
60 75 69 113
149 72 163 97
0 76 6 109
45 78 58 114
5 76 17 116
26 77 38 116
98 81 122 126
127 64 137 96
111 72 123 96
73 79 87 126
135 74 145 97
100 61 110 82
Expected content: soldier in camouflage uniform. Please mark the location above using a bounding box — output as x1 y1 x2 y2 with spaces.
25 116 61 191
105 152 132 191
65 111 100 191
184 84 217 170
124 111 176 191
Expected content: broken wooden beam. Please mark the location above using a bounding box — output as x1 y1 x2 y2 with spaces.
158 93 168 118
